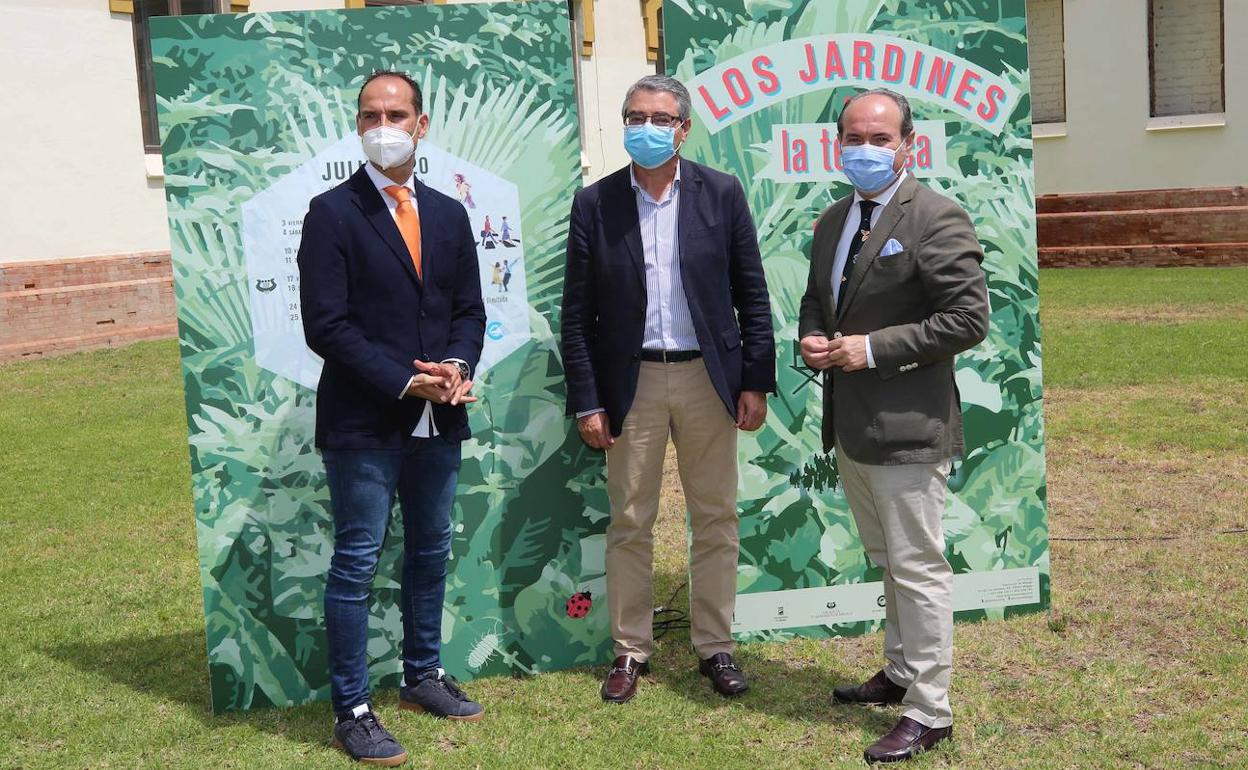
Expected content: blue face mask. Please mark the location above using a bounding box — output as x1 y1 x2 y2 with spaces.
624 123 681 169
841 142 904 193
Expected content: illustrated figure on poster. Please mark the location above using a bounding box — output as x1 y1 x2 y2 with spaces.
297 70 487 767
453 172 475 209
502 259 513 292
561 75 776 706
480 215 498 249
490 261 504 293
798 88 989 765
500 216 518 247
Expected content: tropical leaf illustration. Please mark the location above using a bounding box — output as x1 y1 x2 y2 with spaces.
665 0 1048 642
153 2 605 713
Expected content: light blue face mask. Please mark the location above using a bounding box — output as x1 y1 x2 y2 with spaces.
841 142 905 193
624 123 681 169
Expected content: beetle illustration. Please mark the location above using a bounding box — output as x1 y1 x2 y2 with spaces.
566 591 593 619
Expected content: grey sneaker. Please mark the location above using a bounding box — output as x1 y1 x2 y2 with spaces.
332 709 408 766
399 668 485 722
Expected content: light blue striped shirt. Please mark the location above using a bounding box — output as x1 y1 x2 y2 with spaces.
631 164 699 351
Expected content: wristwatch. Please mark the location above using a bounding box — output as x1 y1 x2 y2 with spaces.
447 360 471 380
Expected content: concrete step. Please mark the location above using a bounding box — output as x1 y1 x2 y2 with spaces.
0 323 178 362
0 251 171 293
0 276 176 348
0 252 177 362
1038 242 1248 269
1037 206 1248 248
1037 186 1247 214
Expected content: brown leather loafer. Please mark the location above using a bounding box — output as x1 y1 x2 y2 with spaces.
698 652 748 696
833 669 907 705
864 716 952 763
600 655 648 704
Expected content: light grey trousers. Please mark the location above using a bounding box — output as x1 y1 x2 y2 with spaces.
836 442 955 728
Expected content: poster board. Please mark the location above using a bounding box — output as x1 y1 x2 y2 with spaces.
153 1 610 712
663 0 1050 638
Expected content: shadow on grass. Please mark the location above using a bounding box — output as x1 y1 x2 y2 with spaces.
47 569 894 753
48 629 331 750
612 567 898 736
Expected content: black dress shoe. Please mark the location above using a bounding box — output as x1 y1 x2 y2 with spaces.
601 655 648 703
698 652 748 696
864 716 952 763
833 669 907 705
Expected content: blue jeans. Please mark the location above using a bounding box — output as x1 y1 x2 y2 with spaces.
321 436 461 714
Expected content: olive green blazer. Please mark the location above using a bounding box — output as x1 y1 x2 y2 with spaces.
798 175 990 464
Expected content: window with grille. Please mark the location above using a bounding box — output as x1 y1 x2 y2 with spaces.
1149 0 1225 118
1026 0 1066 124
131 0 222 153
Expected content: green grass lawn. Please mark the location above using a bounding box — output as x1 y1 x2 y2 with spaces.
1 267 1246 769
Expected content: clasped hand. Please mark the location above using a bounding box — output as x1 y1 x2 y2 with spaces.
800 334 868 372
405 360 477 405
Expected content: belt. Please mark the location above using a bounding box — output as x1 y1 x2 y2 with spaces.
640 349 702 363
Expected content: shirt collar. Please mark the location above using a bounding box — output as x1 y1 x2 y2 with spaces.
852 169 908 211
629 160 682 204
364 161 415 197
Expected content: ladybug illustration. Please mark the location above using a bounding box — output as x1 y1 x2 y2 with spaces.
565 591 593 619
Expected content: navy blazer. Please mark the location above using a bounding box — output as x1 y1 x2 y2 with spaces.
297 166 485 450
560 159 776 437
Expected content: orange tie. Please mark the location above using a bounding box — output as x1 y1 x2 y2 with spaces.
383 185 422 279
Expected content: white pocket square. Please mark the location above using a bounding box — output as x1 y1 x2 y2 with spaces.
880 238 905 257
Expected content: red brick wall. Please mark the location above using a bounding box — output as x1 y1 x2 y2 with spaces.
2 186 1245 362
0 252 176 362
1037 186 1248 269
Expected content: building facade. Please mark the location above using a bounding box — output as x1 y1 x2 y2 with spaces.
0 0 1242 360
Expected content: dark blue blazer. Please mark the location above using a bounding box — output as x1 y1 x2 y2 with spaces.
297 166 485 450
560 159 776 436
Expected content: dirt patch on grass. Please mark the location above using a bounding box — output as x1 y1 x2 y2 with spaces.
1046 305 1248 324
630 380 1248 766
1045 385 1248 536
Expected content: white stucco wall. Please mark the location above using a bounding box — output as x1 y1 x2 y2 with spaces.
1032 0 1244 194
1 1 1240 265
0 0 343 265
0 0 648 265
0 1 170 264
569 2 654 182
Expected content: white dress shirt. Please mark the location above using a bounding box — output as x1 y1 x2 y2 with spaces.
631 164 699 351
363 163 467 438
831 169 909 369
576 165 699 421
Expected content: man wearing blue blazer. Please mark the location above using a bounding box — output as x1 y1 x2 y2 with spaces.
561 75 776 705
298 70 486 766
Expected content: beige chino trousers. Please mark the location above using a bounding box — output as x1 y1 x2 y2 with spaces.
836 441 955 728
605 360 739 662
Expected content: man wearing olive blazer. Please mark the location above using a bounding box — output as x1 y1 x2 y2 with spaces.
799 89 989 764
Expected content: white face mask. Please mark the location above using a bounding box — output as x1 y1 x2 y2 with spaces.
360 124 417 170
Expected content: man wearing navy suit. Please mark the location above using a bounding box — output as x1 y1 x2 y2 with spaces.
561 75 776 704
298 70 486 766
